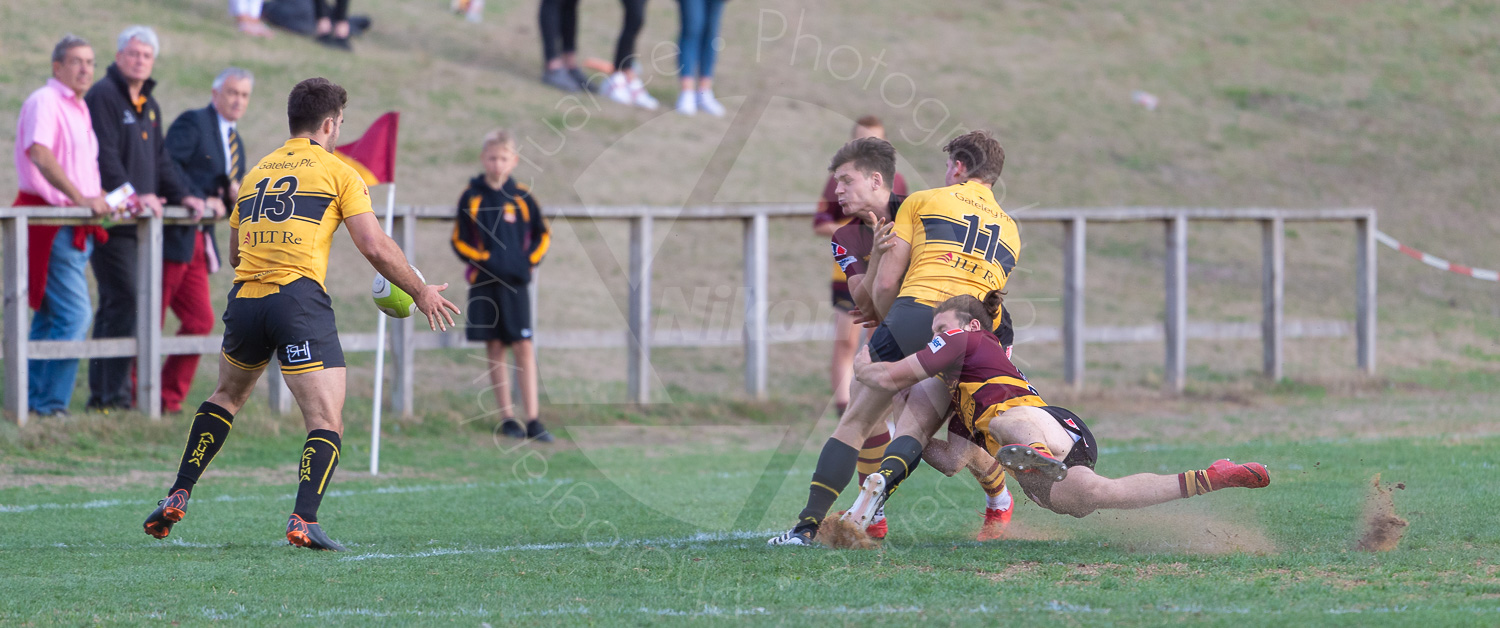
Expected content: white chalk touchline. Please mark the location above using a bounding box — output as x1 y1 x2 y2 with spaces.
0 477 571 515
340 529 778 561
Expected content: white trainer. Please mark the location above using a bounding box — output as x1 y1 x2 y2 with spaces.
696 89 725 117
676 91 697 115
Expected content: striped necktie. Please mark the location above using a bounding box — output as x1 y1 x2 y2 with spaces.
227 126 241 176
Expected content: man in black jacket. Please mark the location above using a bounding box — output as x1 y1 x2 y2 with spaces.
160 68 252 412
85 25 207 412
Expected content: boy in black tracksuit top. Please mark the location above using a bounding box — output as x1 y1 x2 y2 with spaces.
452 129 553 441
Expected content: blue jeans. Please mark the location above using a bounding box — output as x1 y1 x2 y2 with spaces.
29 227 94 414
677 0 725 79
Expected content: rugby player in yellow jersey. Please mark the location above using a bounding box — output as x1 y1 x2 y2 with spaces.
770 131 1019 547
142 78 460 550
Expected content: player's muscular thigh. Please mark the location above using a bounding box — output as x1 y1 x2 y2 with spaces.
830 380 894 446
989 406 1075 460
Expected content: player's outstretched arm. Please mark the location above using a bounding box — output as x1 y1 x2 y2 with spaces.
852 346 932 392
345 212 461 331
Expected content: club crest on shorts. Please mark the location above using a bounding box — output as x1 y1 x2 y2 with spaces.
285 341 313 363
928 336 946 353
1063 417 1078 430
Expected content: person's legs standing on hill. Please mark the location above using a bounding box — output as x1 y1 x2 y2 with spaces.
674 0 725 116
28 227 95 415
540 0 594 92
604 0 658 109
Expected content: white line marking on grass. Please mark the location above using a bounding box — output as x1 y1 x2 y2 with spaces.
0 477 571 515
340 529 778 561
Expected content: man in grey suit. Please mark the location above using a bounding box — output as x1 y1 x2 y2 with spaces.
160 67 252 412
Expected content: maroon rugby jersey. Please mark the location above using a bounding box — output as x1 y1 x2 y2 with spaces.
830 193 907 278
915 328 1046 435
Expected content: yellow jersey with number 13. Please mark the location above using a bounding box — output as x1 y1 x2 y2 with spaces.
231 138 373 288
891 180 1019 306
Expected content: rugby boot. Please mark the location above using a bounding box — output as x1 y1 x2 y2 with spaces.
977 504 1012 542
842 473 887 529
1204 459 1270 490
143 489 190 539
835 507 890 539
286 514 347 551
767 525 816 547
997 444 1068 483
865 511 888 540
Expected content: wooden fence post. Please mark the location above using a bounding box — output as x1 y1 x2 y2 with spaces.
627 214 653 403
135 215 164 419
743 212 768 399
1062 217 1086 389
3 216 28 423
1356 212 1377 374
391 209 417 417
1262 216 1285 380
1164 214 1188 393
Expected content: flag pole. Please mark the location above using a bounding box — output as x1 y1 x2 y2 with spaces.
371 182 396 475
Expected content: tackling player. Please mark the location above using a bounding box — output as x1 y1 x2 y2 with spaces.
142 78 460 550
770 131 1019 547
847 292 1270 523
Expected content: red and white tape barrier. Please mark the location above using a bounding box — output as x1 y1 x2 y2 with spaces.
1375 231 1499 282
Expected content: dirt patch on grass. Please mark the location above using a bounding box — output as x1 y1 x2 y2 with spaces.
998 519 1072 542
977 561 1041 583
816 517 879 550
1092 510 1279 555
1356 473 1408 552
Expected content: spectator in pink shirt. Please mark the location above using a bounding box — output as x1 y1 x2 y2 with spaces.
13 35 111 416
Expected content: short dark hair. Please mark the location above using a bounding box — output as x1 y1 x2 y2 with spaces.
935 290 1004 332
828 137 896 189
52 34 90 64
286 77 347 135
943 130 1005 185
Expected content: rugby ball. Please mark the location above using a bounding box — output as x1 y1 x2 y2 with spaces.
372 267 425 318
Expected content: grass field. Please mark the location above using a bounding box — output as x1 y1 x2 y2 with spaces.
3 368 1499 626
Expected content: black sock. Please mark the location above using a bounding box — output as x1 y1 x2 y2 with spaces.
875 435 925 499
795 439 859 534
293 429 341 523
170 401 235 495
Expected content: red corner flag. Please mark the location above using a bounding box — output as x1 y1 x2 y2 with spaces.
334 112 399 185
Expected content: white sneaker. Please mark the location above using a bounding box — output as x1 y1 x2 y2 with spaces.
628 75 659 110
676 91 697 115
604 72 633 106
696 89 725 117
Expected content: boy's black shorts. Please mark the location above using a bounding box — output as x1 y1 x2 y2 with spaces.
221 278 344 375
1017 406 1101 515
466 281 533 344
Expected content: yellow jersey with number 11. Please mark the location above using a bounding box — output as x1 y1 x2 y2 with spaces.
231 138 373 289
891 180 1019 306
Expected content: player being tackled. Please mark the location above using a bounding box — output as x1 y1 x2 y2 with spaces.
846 291 1269 525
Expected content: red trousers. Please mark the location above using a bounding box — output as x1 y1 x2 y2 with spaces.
160 232 215 412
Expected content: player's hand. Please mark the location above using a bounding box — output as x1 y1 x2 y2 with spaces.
183 196 207 220
205 197 227 219
79 196 111 217
873 219 898 253
848 306 880 328
851 346 875 384
415 283 462 331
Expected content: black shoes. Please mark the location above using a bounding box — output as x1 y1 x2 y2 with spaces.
286 514 346 551
143 489 190 539
499 418 555 443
